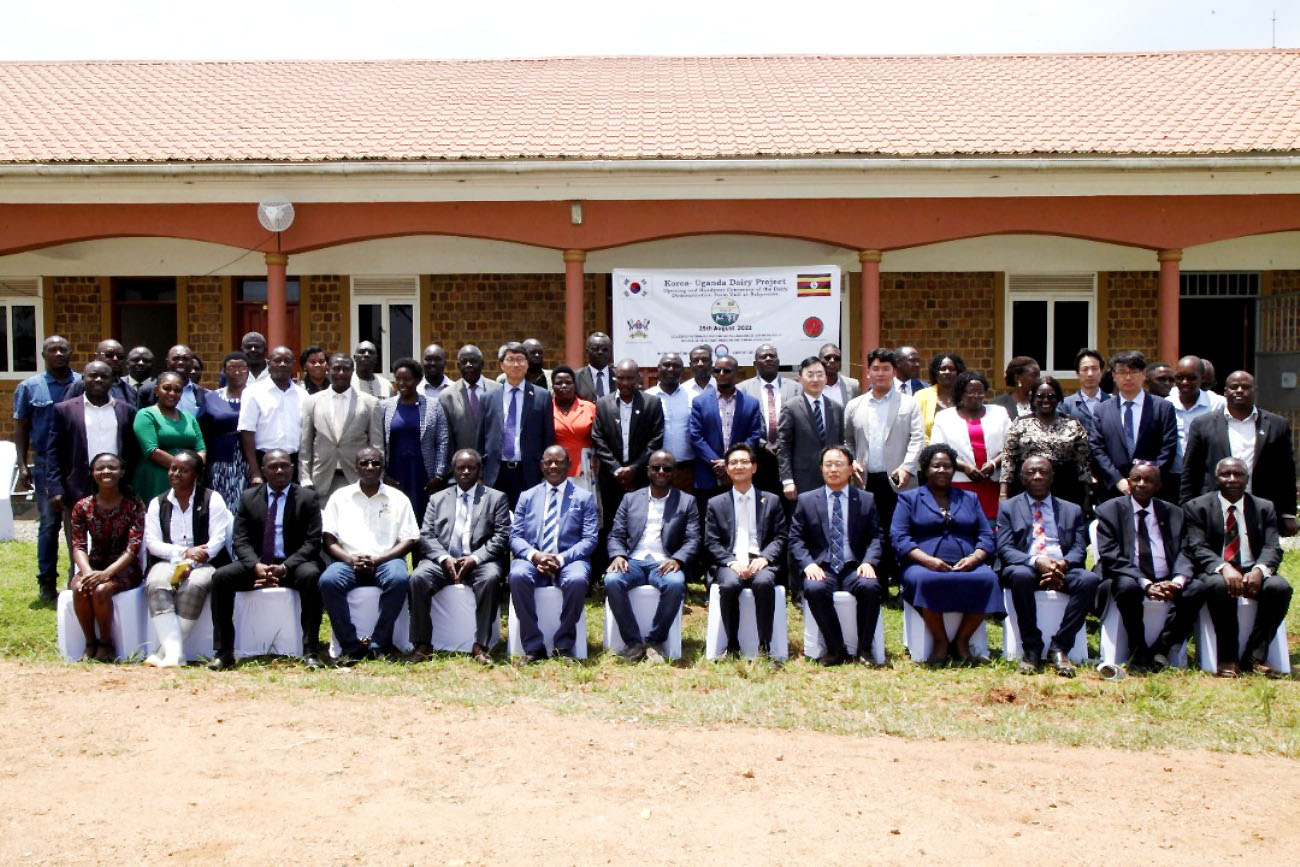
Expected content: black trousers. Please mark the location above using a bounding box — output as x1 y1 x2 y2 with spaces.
492 461 528 510
802 564 882 658
864 473 900 588
1112 574 1202 657
408 558 504 648
1197 570 1293 666
1001 565 1100 658
713 566 778 649
210 558 323 657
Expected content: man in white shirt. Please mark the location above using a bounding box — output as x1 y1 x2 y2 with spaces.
894 346 925 395
682 344 716 401
1164 355 1224 474
239 345 308 487
351 340 394 399
320 446 420 663
240 331 271 383
419 343 454 402
818 343 859 406
646 352 696 492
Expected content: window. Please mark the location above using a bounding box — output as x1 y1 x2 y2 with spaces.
113 278 178 367
0 278 42 377
1005 273 1096 378
350 276 420 377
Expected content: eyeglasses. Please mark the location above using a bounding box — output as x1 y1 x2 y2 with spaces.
821 355 841 362
726 458 753 467
713 367 736 375
357 459 383 467
647 465 673 473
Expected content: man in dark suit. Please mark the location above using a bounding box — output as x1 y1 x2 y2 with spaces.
508 446 599 662
574 331 614 402
479 342 555 508
996 456 1101 677
47 360 137 515
1180 370 1297 535
208 450 324 670
687 355 764 503
778 355 845 502
893 345 926 396
1087 350 1178 502
604 450 700 663
1095 462 1196 671
1183 457 1289 677
738 343 801 494
438 344 500 470
137 344 208 418
789 444 883 666
408 449 511 665
592 359 665 566
1059 348 1108 431
704 444 786 659
63 339 138 407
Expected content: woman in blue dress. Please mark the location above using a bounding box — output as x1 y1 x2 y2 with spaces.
891 442 1003 664
200 351 251 511
373 357 450 521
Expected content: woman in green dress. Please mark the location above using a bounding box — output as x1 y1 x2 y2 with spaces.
133 371 207 502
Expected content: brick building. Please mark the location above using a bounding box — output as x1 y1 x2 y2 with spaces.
2 52 1300 441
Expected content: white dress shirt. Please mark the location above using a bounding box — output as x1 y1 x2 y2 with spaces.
1116 391 1147 450
82 395 120 462
824 486 852 563
265 485 287 560
629 493 669 562
646 384 693 461
683 378 715 401
756 378 785 438
420 379 452 402
1165 388 1224 470
823 379 846 406
730 486 758 564
451 487 474 557
1216 493 1269 575
144 488 233 563
588 365 613 397
1224 406 1259 482
328 388 354 439
238 379 307 452
322 482 420 558
500 384 525 460
1128 496 1179 588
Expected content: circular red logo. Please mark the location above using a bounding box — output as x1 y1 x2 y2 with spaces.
629 281 642 294
802 317 824 338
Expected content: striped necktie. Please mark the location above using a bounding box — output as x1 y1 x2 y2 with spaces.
1223 504 1240 566
811 398 826 442
828 491 845 574
541 486 561 553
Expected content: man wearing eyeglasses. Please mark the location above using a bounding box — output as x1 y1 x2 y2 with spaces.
603 450 700 663
688 355 764 508
818 343 859 407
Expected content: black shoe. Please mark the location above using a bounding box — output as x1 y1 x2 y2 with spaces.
37 585 57 604
518 652 545 666
1047 648 1076 678
1018 651 1042 675
302 650 324 670
820 650 848 667
207 654 236 671
1128 648 1154 672
1148 651 1171 672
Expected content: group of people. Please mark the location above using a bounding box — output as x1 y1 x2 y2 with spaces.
13 329 1295 676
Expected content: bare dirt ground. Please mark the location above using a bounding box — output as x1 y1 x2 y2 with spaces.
1 661 1297 866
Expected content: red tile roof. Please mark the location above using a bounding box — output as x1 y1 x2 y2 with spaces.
1 51 1299 163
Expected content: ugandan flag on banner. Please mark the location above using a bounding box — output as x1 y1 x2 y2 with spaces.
796 273 832 297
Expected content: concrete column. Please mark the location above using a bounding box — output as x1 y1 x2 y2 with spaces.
564 249 587 367
265 252 289 349
1157 249 1182 364
858 250 882 356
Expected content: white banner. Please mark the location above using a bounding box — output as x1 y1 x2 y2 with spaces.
612 265 841 367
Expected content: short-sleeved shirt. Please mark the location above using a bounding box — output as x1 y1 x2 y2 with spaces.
322 482 420 559
12 370 80 458
238 379 307 453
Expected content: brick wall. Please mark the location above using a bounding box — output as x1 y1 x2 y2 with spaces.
302 275 348 354
1269 269 1300 296
879 272 999 381
182 276 228 388
427 273 604 363
48 276 104 369
1105 271 1160 360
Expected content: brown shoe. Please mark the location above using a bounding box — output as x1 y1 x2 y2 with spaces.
1215 662 1242 678
408 643 435 663
471 644 493 666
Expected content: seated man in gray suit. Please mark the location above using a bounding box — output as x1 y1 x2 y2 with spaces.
408 449 511 665
300 353 380 498
604 450 700 664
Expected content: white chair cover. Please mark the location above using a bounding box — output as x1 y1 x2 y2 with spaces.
507 586 588 659
56 585 150 662
705 584 790 661
1098 597 1188 667
232 587 303 659
800 590 882 663
603 585 683 660
1195 597 1291 674
429 584 500 653
328 586 413 658
902 601 989 661
1001 588 1089 663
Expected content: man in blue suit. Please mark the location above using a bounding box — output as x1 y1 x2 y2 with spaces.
688 355 763 504
480 342 556 509
604 450 700 663
996 456 1101 677
508 445 598 662
1087 350 1178 502
789 445 884 666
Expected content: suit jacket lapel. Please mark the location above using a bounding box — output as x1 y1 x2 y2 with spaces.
661 488 678 542
1154 500 1176 563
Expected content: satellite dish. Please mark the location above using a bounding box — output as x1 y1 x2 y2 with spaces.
257 199 295 233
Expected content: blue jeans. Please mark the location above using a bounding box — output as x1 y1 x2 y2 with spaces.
33 459 61 590
604 559 685 646
320 558 410 656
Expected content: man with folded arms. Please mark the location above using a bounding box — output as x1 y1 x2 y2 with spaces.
1094 462 1195 671
604 450 699 664
320 446 420 663
1183 457 1288 677
209 450 324 670
408 449 511 665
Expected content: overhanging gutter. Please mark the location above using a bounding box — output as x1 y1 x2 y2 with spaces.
2 155 1300 178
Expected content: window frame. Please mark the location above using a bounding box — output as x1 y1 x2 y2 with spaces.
0 277 44 380
349 276 421 379
1003 272 1097 380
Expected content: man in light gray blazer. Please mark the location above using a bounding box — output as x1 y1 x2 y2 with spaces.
408 449 512 665
842 347 925 587
819 343 859 406
438 344 500 476
299 353 380 498
738 343 801 495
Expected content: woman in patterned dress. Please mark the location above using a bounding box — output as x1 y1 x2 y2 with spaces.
68 453 146 662
200 352 250 512
999 377 1092 509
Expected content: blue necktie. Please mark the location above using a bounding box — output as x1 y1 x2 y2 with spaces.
541 487 560 553
1123 400 1136 452
828 491 845 574
503 387 519 461
811 398 826 442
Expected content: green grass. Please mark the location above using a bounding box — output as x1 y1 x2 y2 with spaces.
4 539 1299 756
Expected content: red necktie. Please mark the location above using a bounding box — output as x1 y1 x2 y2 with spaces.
1223 504 1240 565
765 383 778 442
